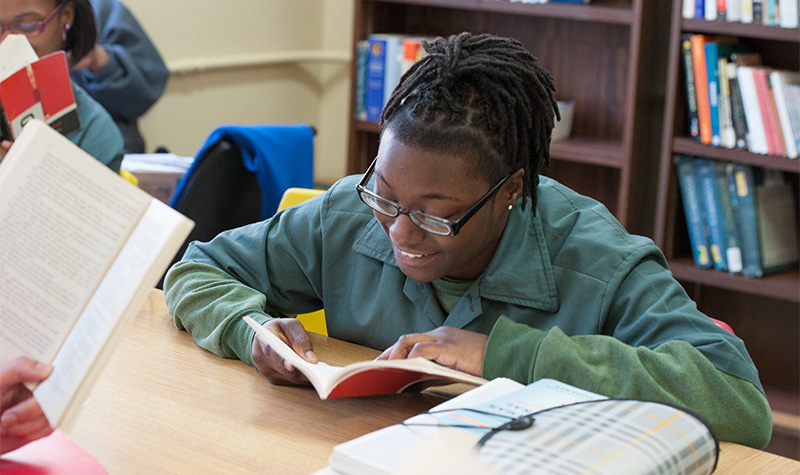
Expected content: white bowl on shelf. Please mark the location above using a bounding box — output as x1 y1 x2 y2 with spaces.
552 100 575 142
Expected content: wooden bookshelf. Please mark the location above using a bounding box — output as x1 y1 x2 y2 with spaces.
346 0 672 236
654 0 800 460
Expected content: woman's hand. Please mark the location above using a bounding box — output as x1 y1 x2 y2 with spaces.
377 327 489 377
0 356 54 454
251 318 319 386
0 139 12 161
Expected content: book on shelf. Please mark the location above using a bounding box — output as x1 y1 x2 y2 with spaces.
753 169 800 273
328 378 719 475
0 35 80 142
690 35 713 145
706 0 718 20
727 0 742 21
737 66 770 155
365 34 405 123
676 156 712 269
717 57 737 148
780 0 799 28
683 0 697 19
354 40 369 122
741 0 754 23
726 163 763 277
726 61 750 149
243 316 487 400
681 34 701 140
694 158 730 270
0 120 195 430
752 67 786 156
769 69 800 158
713 161 744 273
753 0 764 22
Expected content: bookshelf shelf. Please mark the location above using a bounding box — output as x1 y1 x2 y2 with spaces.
682 18 800 42
668 257 800 303
655 0 800 459
672 137 800 173
348 0 671 235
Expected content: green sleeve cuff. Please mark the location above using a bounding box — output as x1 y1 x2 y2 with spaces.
482 316 546 383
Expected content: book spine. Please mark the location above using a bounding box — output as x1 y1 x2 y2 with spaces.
770 73 798 158
355 40 369 121
681 35 701 141
381 37 403 110
718 0 727 17
365 36 387 122
785 83 800 153
727 163 763 277
717 58 737 148
741 0 754 22
779 0 799 28
752 68 782 156
695 158 729 270
707 0 719 18
754 169 800 273
684 0 697 18
765 71 792 157
704 41 722 146
753 0 763 23
727 0 742 21
726 62 750 149
713 161 743 273
696 0 706 18
691 35 713 145
676 156 713 269
737 66 769 154
765 0 778 25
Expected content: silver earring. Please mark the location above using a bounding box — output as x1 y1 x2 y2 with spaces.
508 204 513 211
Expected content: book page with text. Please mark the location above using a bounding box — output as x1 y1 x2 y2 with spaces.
34 199 193 427
0 120 151 365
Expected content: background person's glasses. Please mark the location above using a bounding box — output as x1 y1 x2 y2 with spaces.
0 4 65 37
356 158 512 236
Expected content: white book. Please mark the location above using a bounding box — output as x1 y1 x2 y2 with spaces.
736 66 769 154
770 70 800 158
742 0 754 22
727 0 743 21
780 0 799 27
683 0 697 18
706 0 719 19
0 120 194 430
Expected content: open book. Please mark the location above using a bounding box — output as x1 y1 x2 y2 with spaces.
329 378 719 475
0 120 194 430
0 35 80 141
243 316 487 399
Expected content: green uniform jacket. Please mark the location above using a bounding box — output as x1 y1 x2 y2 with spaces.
165 174 772 448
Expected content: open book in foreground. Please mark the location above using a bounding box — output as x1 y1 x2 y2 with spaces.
0 120 194 431
328 378 719 475
243 316 487 399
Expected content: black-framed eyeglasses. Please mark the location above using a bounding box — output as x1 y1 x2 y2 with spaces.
0 3 65 37
401 407 535 448
356 158 512 236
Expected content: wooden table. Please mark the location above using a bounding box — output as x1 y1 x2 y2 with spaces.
65 290 800 474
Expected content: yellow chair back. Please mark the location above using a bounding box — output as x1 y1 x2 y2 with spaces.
278 187 327 335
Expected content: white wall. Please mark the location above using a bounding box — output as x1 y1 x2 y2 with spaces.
125 0 354 183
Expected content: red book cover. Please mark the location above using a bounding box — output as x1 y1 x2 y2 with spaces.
0 51 80 140
751 67 782 156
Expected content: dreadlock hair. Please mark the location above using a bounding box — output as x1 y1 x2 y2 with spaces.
381 32 559 217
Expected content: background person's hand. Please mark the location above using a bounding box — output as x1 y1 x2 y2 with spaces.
251 318 318 386
0 356 54 454
376 326 488 377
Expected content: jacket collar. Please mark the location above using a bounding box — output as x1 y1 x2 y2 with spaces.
352 200 559 313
